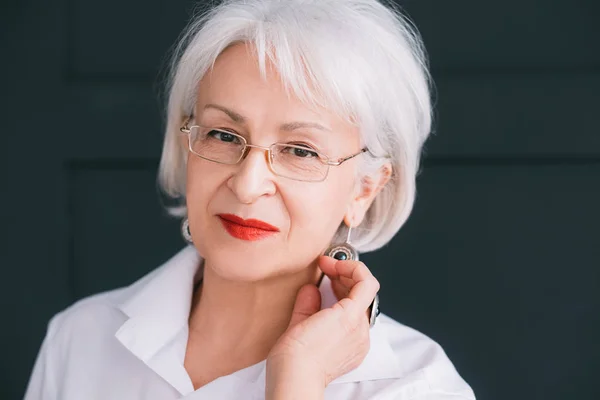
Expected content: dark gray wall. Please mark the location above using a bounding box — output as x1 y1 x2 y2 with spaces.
1 1 598 399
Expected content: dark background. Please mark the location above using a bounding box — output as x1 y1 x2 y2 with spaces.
1 0 599 399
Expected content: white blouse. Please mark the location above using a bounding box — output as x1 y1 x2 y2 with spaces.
24 245 476 399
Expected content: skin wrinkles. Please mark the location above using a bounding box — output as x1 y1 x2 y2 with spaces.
199 104 336 155
181 42 390 391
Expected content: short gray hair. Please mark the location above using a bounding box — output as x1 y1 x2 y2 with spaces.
158 0 432 253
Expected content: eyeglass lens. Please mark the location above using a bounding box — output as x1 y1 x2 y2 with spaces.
189 127 328 181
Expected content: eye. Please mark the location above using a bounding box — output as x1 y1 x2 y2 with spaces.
207 129 242 144
283 144 319 158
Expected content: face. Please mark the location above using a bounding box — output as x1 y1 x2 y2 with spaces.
184 43 369 282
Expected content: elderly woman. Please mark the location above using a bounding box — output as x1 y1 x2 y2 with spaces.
25 0 475 399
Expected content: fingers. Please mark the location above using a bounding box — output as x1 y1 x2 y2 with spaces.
318 255 380 317
317 255 338 276
331 278 349 301
344 278 379 318
288 283 322 329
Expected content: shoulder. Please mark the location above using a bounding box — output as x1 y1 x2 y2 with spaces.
24 267 168 399
46 287 128 348
47 265 161 347
375 313 476 399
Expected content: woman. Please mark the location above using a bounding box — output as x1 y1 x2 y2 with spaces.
25 0 475 399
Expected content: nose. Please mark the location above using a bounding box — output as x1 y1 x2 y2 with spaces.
227 146 276 204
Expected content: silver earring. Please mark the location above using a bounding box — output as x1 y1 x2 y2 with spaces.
324 225 380 328
324 225 359 261
181 218 193 244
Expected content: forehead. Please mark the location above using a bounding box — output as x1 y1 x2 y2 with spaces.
195 43 358 138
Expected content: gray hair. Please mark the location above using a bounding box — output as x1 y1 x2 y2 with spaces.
158 0 432 253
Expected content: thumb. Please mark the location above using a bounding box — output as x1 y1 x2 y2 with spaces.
288 284 322 328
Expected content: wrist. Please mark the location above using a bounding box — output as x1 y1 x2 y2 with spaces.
265 355 326 400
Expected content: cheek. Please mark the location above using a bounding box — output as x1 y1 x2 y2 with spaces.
186 159 206 206
185 159 223 224
285 177 354 244
186 155 227 196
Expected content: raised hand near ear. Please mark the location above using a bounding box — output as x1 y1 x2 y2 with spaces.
267 255 380 398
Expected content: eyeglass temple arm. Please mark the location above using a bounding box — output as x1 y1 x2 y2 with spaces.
179 116 193 133
326 148 369 166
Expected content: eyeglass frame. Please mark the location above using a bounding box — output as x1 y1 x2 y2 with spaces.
178 116 371 182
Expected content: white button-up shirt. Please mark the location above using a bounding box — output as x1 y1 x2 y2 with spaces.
25 245 475 399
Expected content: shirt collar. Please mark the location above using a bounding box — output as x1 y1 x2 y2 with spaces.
115 245 201 362
115 245 403 389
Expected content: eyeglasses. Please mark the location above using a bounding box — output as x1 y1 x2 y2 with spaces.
179 118 369 182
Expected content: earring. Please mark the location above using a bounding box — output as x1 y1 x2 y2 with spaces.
323 224 380 328
181 218 193 244
324 225 359 261
369 293 380 328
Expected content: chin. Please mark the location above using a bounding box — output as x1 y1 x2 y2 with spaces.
203 249 278 282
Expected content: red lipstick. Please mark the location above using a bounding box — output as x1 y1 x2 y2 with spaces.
217 214 279 241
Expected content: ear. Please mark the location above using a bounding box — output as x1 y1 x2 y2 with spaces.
344 162 393 227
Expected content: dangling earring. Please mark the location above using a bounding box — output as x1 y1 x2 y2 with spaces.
323 223 380 328
181 218 193 244
324 225 359 261
318 225 358 286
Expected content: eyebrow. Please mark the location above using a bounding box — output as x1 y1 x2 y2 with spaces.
204 104 246 124
203 103 331 132
280 121 331 132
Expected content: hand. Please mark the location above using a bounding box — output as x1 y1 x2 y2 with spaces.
267 255 380 388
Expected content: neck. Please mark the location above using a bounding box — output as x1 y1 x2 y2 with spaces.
188 260 323 366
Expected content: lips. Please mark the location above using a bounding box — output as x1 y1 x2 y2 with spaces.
217 213 279 241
